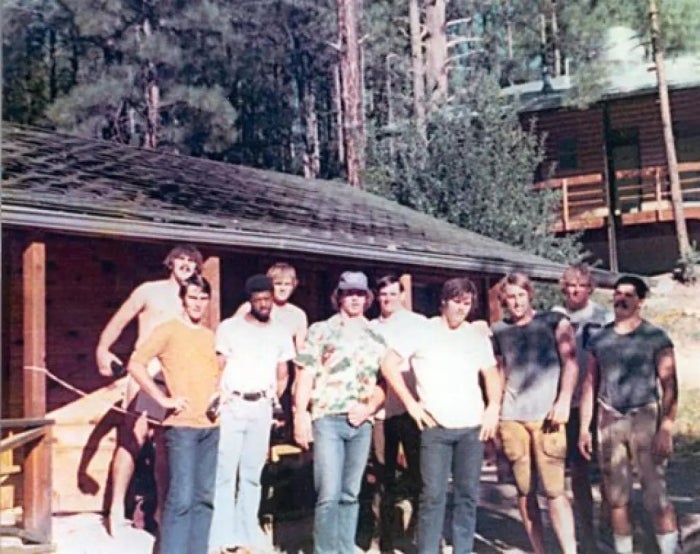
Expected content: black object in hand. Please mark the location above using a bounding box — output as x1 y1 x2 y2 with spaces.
110 360 127 378
206 396 221 423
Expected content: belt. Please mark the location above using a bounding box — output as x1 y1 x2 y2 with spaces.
232 390 268 402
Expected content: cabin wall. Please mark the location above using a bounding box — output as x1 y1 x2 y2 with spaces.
3 229 496 513
529 87 700 180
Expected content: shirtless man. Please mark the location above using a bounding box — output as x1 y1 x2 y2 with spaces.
95 244 203 530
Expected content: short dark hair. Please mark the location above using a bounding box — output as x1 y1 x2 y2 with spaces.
440 277 478 310
245 274 273 297
614 275 649 299
179 274 211 299
164 244 203 273
375 274 404 293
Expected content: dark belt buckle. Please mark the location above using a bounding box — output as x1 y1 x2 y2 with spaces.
242 391 263 401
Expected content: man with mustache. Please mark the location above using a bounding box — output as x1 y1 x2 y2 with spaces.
208 274 294 554
579 275 680 554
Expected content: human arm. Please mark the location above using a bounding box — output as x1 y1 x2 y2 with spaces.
127 358 188 413
294 310 309 352
276 361 289 398
549 317 578 424
292 366 314 449
95 285 147 376
578 352 599 461
380 349 436 430
480 365 502 441
654 346 678 460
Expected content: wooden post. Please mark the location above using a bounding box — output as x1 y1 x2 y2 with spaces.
487 280 503 325
22 241 51 544
562 178 570 231
399 274 413 311
202 256 221 330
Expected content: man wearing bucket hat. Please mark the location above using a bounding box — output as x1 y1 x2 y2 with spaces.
293 271 387 554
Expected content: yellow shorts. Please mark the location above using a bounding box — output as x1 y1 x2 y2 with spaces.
498 419 567 498
597 401 670 512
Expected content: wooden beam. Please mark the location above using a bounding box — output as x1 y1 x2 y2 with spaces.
22 242 51 544
487 279 503 325
202 256 221 330
399 274 413 311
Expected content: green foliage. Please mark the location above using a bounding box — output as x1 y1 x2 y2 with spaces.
367 75 586 264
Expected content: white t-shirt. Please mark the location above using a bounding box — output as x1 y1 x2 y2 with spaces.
372 310 425 419
216 316 295 395
392 316 497 429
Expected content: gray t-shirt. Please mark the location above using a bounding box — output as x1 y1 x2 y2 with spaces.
552 301 612 407
587 319 673 412
492 311 566 421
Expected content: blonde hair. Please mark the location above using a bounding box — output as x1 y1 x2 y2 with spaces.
560 262 595 291
498 271 534 307
267 262 298 285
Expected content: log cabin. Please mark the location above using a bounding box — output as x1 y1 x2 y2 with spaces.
1 123 612 548
508 54 700 273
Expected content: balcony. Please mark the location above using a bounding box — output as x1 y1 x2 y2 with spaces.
536 162 700 232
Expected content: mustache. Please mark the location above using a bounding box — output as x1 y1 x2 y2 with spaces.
614 300 629 309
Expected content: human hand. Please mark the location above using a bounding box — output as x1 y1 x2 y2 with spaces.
294 411 313 450
96 348 122 378
161 396 189 414
407 401 437 431
347 402 372 427
547 398 571 425
480 405 499 441
652 425 674 461
578 429 593 461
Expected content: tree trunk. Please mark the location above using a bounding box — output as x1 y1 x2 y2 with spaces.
333 63 345 165
302 82 320 179
409 0 427 140
425 0 447 105
649 0 690 259
336 0 364 188
142 20 158 150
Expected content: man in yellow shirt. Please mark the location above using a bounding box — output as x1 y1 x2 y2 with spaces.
128 274 220 554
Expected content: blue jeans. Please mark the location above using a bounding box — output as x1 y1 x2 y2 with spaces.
160 425 219 554
208 397 272 550
418 425 483 554
312 415 372 554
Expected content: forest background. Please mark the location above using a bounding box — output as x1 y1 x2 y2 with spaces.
3 0 700 264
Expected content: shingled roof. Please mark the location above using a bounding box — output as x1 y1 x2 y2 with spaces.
3 123 573 281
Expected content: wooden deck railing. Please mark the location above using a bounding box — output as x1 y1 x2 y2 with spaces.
1 418 54 551
535 162 700 232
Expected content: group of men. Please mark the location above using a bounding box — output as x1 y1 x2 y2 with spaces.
96 243 681 554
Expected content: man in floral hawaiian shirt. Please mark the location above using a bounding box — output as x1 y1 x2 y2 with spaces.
293 271 387 554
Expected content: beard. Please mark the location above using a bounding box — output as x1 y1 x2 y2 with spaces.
250 308 271 322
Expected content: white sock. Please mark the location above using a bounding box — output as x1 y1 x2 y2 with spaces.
656 530 679 554
613 534 633 553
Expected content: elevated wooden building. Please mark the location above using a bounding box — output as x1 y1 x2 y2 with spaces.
508 55 700 273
